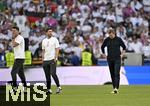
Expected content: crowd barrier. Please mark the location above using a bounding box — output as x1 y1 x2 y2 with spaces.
0 66 149 85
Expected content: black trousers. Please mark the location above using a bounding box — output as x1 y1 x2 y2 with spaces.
43 60 60 89
24 38 29 51
107 59 121 89
11 59 27 87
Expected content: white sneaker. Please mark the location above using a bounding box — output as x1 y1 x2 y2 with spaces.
46 89 52 94
111 90 115 94
50 89 52 94
56 87 62 94
111 88 119 94
114 88 119 94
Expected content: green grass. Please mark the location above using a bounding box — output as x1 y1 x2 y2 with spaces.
51 85 150 106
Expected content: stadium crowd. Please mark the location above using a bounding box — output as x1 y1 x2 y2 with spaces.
0 0 149 66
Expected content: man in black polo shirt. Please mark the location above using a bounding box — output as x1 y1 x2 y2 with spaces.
101 28 126 94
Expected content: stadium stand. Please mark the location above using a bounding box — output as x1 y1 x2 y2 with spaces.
0 0 149 67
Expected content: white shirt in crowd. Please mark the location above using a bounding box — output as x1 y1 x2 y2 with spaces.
0 43 4 50
57 5 67 17
129 41 143 53
92 10 101 18
143 0 150 12
13 15 27 31
130 16 143 27
0 33 10 40
21 25 30 38
130 0 143 12
106 12 116 22
12 1 23 10
142 44 150 57
94 20 104 31
29 34 42 55
22 0 31 10
13 35 25 59
73 46 82 58
42 36 60 61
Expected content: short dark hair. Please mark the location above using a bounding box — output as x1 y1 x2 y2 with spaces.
46 27 53 32
108 28 115 34
12 26 19 32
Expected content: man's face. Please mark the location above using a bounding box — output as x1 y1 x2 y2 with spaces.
109 31 115 39
46 29 53 38
12 28 19 38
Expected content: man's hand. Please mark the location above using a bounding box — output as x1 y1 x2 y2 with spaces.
12 39 15 47
121 50 126 59
54 57 58 62
102 54 107 58
120 54 124 59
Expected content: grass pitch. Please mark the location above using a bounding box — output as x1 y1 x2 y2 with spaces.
51 85 150 106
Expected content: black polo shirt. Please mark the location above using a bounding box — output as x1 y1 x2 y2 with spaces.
101 36 126 60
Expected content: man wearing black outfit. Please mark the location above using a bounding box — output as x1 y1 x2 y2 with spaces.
101 28 126 94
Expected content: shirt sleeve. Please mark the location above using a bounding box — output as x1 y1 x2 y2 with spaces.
120 38 126 50
55 38 60 48
101 38 108 54
15 36 23 44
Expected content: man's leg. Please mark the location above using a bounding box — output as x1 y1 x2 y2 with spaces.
18 60 27 87
108 60 115 89
51 60 60 87
11 60 20 88
50 60 61 94
43 61 51 90
114 59 121 89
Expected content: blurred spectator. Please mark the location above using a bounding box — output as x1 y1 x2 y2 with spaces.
130 0 143 12
21 21 30 50
115 4 124 23
142 41 150 58
13 9 27 31
123 3 134 18
0 43 4 54
125 22 134 38
0 0 7 12
70 51 80 66
29 31 40 56
81 46 97 66
93 36 104 59
116 25 127 38
128 36 143 53
27 2 36 12
142 0 150 12
12 0 23 10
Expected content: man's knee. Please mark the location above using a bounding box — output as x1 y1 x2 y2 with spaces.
11 71 16 76
114 72 120 78
51 72 57 76
11 70 17 76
